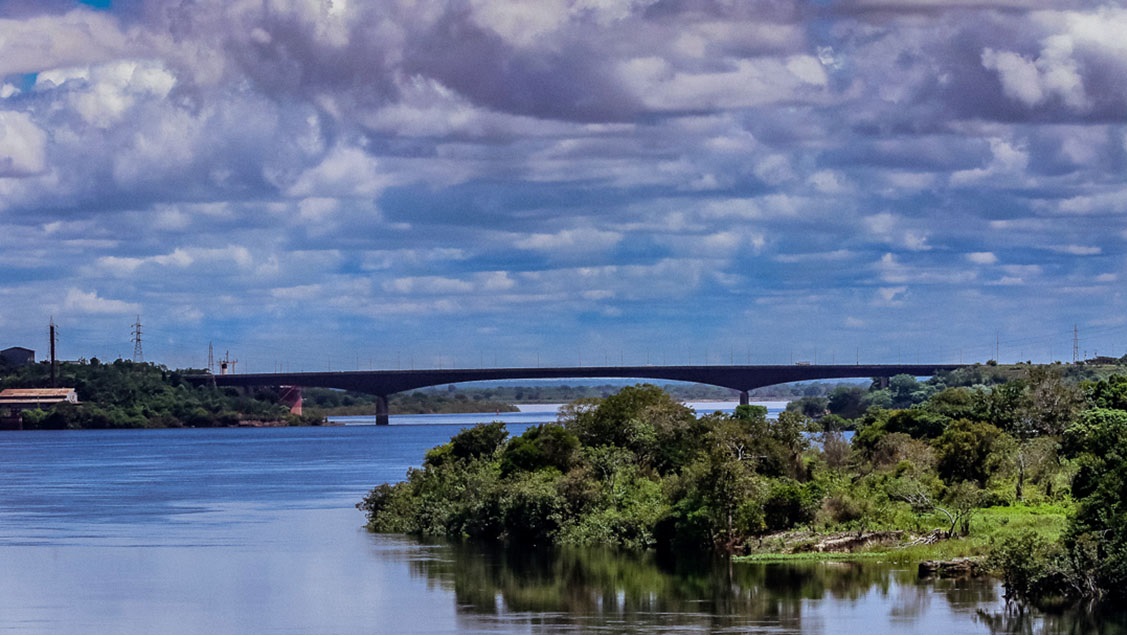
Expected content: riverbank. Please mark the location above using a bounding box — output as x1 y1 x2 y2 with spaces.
735 502 1070 565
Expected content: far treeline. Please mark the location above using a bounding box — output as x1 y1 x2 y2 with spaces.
302 379 859 417
0 358 325 428
0 358 530 427
358 358 1127 614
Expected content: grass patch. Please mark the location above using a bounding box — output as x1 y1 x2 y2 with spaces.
735 502 1070 565
737 551 890 563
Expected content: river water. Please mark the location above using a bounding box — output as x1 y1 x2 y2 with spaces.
0 403 1099 633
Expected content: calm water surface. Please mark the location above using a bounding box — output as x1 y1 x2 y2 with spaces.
0 403 1090 633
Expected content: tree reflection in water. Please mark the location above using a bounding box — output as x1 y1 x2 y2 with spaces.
405 541 1022 633
977 600 1127 635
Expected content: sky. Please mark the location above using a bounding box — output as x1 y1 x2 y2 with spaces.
1 0 1126 373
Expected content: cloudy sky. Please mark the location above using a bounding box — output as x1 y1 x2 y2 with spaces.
1 0 1125 372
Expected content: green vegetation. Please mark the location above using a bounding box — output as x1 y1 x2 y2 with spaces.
310 379 866 417
359 361 1127 615
0 358 322 428
301 386 518 416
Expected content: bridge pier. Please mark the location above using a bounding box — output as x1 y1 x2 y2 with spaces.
739 390 749 406
375 395 389 426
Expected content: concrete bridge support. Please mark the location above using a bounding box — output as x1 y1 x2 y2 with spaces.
375 395 389 426
739 390 749 406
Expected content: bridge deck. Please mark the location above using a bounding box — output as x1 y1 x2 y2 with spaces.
193 363 964 396
190 363 965 425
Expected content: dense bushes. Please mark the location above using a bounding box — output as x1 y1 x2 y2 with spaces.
358 371 1087 554
358 384 815 551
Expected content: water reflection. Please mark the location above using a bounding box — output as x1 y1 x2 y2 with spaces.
404 542 1011 633
976 601 1127 635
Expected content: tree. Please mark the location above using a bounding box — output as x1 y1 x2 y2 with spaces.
1083 374 1127 412
827 385 867 419
933 419 1009 487
559 384 700 473
1018 367 1082 438
1001 368 1080 501
1058 408 1127 601
922 386 980 422
451 421 509 460
500 424 579 476
891 477 983 537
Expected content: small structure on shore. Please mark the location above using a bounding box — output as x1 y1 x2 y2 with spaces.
0 388 78 430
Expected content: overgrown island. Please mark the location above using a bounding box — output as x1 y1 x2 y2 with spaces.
358 360 1127 613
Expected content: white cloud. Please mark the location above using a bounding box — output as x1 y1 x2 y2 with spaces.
383 272 515 296
876 286 908 305
950 137 1029 186
618 55 827 112
966 252 998 265
285 145 393 198
863 212 931 251
514 227 623 254
0 111 47 176
0 9 128 76
1055 189 1127 215
62 288 139 315
360 248 468 271
39 60 177 129
298 197 340 222
775 250 854 264
1049 244 1101 256
807 170 850 194
754 154 794 186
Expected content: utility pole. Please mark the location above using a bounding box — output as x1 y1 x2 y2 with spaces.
131 316 143 363
49 319 58 388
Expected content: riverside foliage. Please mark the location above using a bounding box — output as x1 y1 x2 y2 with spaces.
359 365 1127 612
0 358 321 428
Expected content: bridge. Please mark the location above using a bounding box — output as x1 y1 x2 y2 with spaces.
191 363 966 425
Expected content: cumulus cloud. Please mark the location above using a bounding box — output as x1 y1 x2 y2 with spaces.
966 252 998 265
514 227 623 255
0 110 46 176
981 47 1086 110
61 288 140 315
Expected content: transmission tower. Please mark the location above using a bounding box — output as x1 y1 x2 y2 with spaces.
1073 324 1080 364
208 342 215 374
131 316 144 363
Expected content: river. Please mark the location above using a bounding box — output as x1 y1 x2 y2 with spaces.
0 403 1107 633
